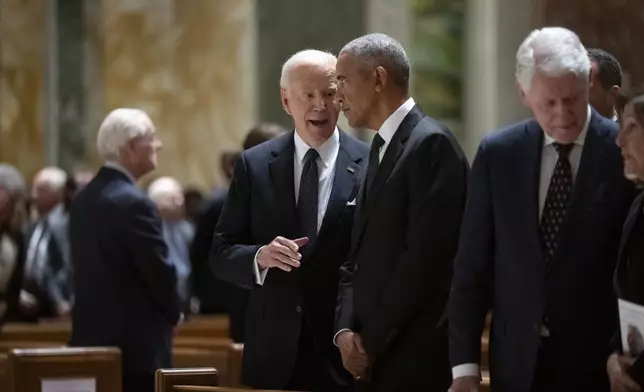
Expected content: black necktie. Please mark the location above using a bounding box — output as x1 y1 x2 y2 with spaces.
365 134 385 200
297 148 319 243
540 142 574 265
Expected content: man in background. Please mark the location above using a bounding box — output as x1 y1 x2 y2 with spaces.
588 48 622 121
69 108 181 392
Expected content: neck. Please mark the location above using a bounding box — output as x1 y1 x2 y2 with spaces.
295 129 330 148
368 94 409 131
110 160 141 181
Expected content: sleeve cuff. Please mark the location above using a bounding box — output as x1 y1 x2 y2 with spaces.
333 328 352 347
253 246 269 286
452 363 480 379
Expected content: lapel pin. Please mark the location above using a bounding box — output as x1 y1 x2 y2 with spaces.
347 166 356 173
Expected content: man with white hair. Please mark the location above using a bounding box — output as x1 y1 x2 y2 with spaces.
69 108 181 392
448 27 637 391
20 166 73 320
211 50 369 391
148 176 194 314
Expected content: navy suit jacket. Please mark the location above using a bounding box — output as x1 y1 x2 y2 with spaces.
210 129 368 389
69 167 181 376
449 110 636 391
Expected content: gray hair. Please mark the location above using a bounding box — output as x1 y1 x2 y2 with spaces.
96 108 154 161
340 33 411 91
280 49 337 89
0 164 26 199
516 27 590 92
147 176 183 204
33 166 67 192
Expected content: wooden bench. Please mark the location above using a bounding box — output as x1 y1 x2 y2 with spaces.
156 368 218 392
173 387 301 392
6 347 121 392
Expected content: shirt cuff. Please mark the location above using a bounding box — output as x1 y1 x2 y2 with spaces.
452 363 480 379
333 328 352 347
253 246 269 286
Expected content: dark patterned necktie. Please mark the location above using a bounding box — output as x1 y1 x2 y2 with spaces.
540 142 574 265
365 133 385 201
297 148 319 242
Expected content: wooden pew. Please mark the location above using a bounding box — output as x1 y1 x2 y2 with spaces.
227 343 244 388
176 315 230 339
156 368 218 392
173 387 302 392
7 347 121 392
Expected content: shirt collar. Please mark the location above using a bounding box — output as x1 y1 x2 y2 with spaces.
543 105 591 147
104 161 136 183
293 127 339 168
377 97 416 145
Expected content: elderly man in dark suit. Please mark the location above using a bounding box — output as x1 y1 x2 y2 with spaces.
69 108 181 392
334 33 469 392
449 27 637 392
211 49 369 391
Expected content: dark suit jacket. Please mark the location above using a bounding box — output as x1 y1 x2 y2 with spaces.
69 167 181 376
190 188 249 342
449 111 636 392
336 105 469 392
210 129 368 390
614 191 644 387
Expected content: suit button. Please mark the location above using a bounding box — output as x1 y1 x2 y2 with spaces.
296 305 302 313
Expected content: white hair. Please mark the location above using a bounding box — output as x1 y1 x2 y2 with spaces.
147 176 183 204
96 108 154 161
33 167 67 192
279 49 337 89
0 163 26 199
515 27 590 92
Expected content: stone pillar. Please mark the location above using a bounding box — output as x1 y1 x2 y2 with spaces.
462 0 535 158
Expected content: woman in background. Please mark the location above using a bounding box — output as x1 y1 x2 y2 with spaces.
0 164 27 328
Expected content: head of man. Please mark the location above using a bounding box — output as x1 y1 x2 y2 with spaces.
148 176 184 221
516 27 590 144
96 108 162 180
280 50 339 147
336 33 410 130
243 122 288 150
31 167 67 217
587 48 622 119
0 164 26 230
616 94 644 181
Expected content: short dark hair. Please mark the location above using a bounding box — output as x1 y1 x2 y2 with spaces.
243 122 288 150
587 48 622 89
340 33 411 92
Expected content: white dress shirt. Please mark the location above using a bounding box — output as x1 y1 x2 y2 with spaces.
253 127 340 285
452 105 592 380
332 97 416 346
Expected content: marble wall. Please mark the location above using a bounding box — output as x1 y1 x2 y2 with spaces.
100 0 256 189
0 0 46 179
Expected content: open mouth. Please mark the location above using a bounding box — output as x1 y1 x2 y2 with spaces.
308 119 329 127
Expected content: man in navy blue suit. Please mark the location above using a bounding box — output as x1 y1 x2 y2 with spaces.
448 27 637 392
69 108 181 392
211 50 369 391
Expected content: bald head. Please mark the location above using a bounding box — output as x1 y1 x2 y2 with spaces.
148 176 184 220
32 167 67 216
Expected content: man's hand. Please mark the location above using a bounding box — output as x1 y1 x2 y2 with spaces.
257 237 308 272
337 331 369 379
56 301 72 317
19 290 39 315
449 376 480 392
608 352 642 392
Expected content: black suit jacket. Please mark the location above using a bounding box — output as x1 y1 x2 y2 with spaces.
614 191 644 387
69 167 181 376
210 129 368 389
449 111 636 391
336 105 469 392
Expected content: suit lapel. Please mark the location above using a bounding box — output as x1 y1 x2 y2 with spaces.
268 132 299 239
351 105 425 254
518 121 545 267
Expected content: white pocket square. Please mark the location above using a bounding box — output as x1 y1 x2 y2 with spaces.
346 199 356 206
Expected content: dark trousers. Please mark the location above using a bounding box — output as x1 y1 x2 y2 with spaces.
123 374 155 392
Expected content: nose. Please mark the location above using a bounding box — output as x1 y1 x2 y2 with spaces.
616 130 624 148
312 95 327 110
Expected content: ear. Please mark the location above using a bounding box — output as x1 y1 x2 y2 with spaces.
610 85 621 98
374 66 387 92
280 89 291 116
516 80 529 107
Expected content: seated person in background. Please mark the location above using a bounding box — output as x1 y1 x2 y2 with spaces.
148 176 195 315
20 167 73 320
0 164 27 327
190 122 286 342
609 93 644 391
